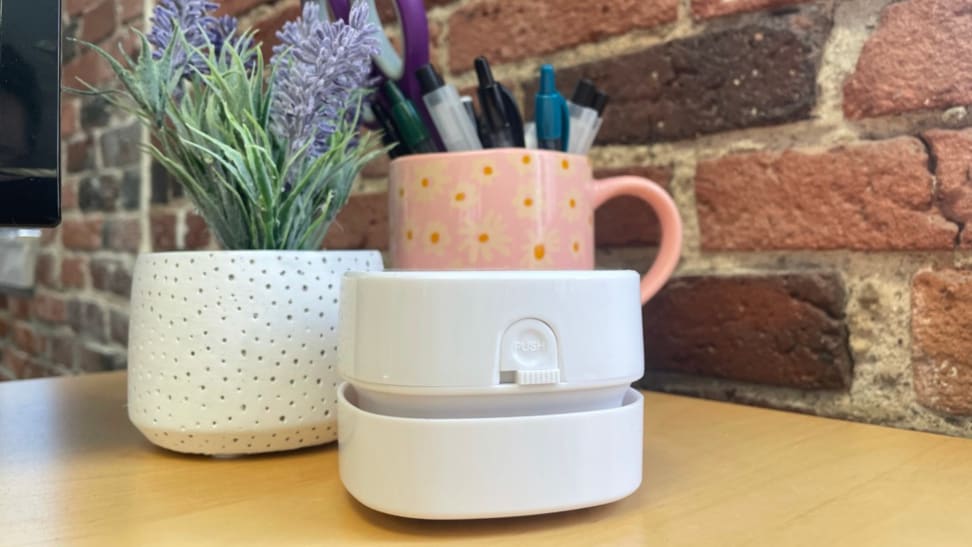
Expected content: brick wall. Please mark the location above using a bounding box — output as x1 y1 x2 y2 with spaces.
4 0 972 437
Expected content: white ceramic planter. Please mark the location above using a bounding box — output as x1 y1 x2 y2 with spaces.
127 250 382 455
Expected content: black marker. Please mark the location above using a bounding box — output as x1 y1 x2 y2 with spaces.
474 56 524 148
371 101 406 158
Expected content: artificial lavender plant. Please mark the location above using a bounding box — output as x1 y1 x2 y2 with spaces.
76 0 381 249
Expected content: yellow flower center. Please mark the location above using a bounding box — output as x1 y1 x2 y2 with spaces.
483 166 493 176
430 232 440 244
478 233 490 243
406 229 413 241
421 177 430 188
523 197 533 207
522 155 531 165
569 198 576 208
455 192 466 202
572 241 580 252
561 159 569 170
533 244 545 260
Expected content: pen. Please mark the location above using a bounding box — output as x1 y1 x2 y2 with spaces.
416 64 482 152
523 121 538 149
462 96 493 149
461 96 477 127
533 64 569 151
371 101 406 159
382 80 439 155
580 89 610 154
474 56 525 148
566 79 599 154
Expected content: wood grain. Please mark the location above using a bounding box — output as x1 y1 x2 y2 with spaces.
2 372 971 546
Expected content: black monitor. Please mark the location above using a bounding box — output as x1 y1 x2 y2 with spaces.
0 0 61 226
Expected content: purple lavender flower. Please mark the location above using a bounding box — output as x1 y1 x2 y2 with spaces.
148 0 217 76
269 1 379 159
148 0 249 78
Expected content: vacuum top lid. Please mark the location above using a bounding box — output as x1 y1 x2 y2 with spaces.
338 270 645 390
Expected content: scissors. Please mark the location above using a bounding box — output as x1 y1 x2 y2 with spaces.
319 0 432 122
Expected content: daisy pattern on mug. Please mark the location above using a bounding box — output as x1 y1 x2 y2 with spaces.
470 156 500 185
512 185 541 219
511 151 540 176
563 190 584 222
459 211 511 263
568 233 585 257
523 230 561 268
410 160 449 203
449 181 478 211
421 221 451 256
401 225 418 246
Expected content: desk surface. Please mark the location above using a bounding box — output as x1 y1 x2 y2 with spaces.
2 372 971 546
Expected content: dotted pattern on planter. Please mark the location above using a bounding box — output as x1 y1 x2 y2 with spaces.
127 250 383 455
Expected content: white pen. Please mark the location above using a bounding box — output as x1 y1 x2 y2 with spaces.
416 64 482 151
580 89 610 154
524 121 538 149
567 79 599 154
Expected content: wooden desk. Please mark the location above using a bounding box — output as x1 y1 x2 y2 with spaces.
2 372 971 546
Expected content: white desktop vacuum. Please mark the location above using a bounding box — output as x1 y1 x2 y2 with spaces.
337 270 645 519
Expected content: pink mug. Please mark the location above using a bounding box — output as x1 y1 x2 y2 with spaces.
388 149 682 303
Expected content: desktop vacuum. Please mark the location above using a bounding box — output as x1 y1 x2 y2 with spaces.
336 270 645 519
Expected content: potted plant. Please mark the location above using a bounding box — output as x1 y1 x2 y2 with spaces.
78 0 384 455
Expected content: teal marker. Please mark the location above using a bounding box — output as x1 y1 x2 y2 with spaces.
533 64 570 152
382 81 439 155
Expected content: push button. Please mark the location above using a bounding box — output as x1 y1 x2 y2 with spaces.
499 319 560 385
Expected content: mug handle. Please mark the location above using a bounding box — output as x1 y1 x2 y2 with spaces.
591 177 683 304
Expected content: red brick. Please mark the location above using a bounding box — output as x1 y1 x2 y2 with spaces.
35 253 59 289
104 217 141 252
521 8 831 145
13 323 44 356
252 3 302 60
923 128 972 231
447 0 678 73
216 0 268 16
692 0 810 19
62 178 80 211
119 0 143 21
80 344 121 372
3 347 30 378
81 0 117 44
844 0 972 119
63 49 115 89
150 212 177 251
62 256 88 289
361 150 390 178
0 317 9 339
642 273 851 389
322 192 389 250
62 218 104 251
90 259 133 297
66 139 95 173
593 166 672 247
33 294 69 324
50 334 78 369
695 138 958 250
912 269 972 415
184 212 211 250
110 310 129 345
67 0 101 16
8 297 31 320
38 228 59 246
61 99 79 138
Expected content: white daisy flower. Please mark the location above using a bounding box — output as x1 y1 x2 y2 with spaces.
459 211 511 264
